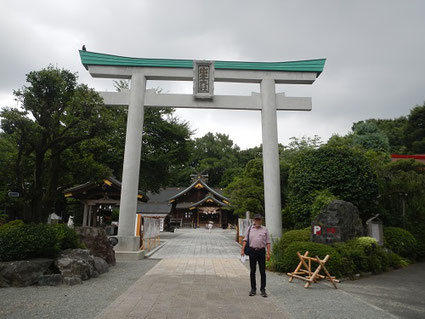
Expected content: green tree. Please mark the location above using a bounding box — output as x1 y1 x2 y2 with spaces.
224 159 264 216
405 103 425 153
63 85 193 193
188 132 241 187
353 118 408 154
352 122 390 152
1 66 109 222
224 158 290 218
286 146 379 227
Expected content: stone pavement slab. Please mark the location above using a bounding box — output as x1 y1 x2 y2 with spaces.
96 258 288 319
150 229 240 259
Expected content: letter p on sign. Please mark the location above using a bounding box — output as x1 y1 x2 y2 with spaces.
313 225 322 235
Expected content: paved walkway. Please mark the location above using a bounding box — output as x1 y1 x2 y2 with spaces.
96 229 288 319
151 229 240 259
96 229 425 319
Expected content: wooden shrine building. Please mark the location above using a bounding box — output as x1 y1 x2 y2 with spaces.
138 175 232 229
63 177 148 227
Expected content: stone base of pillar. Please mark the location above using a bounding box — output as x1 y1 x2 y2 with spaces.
113 236 144 261
115 250 145 261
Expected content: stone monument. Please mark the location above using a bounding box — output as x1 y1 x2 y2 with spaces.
311 200 363 244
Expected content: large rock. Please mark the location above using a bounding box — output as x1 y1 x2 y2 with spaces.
312 200 364 244
0 259 53 287
76 227 116 265
63 276 82 286
38 274 63 286
55 249 95 281
93 257 109 275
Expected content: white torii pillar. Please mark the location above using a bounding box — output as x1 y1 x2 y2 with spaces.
261 79 281 238
79 50 325 258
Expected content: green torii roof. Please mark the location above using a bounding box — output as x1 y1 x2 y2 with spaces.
79 50 326 75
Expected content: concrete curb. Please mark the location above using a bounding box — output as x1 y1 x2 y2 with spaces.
144 241 167 258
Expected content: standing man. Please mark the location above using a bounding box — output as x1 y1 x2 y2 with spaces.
241 214 271 297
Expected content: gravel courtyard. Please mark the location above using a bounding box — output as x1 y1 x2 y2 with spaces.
0 259 159 319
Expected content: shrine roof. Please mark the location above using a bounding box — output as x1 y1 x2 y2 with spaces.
189 195 228 209
79 50 326 74
63 177 148 202
168 178 230 203
137 202 171 214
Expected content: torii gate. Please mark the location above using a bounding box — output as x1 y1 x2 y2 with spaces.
79 50 325 259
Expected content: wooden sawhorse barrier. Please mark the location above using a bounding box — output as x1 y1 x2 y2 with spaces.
287 251 340 289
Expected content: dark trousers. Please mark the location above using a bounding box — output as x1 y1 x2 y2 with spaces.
249 249 266 291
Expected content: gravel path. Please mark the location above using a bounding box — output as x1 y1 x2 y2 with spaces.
0 260 159 319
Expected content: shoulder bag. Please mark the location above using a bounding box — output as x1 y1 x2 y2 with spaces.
244 225 253 256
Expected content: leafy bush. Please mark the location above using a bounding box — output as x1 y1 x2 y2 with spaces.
51 224 82 250
387 252 410 269
272 229 310 261
0 212 8 226
0 219 25 230
333 237 389 275
274 241 344 277
310 189 339 221
384 227 417 260
0 223 59 261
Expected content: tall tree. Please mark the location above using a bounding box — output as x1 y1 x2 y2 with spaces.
1 66 109 222
406 103 425 153
351 122 390 152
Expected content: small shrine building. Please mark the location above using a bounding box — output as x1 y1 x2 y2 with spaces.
138 175 232 229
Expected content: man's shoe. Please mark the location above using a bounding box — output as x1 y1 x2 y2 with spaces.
260 290 268 298
249 290 256 296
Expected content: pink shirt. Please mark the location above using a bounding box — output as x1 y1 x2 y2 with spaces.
243 225 271 249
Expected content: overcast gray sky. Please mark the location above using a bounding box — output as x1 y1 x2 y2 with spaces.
1 0 424 149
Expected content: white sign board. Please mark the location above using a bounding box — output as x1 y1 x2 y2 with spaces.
238 219 253 237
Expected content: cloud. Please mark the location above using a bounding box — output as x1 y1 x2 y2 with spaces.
1 0 425 149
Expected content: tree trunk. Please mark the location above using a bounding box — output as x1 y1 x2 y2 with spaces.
43 152 61 222
31 150 45 223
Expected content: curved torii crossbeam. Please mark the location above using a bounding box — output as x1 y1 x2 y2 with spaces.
79 50 325 259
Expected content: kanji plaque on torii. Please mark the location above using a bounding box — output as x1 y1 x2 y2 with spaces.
193 60 214 99
79 50 325 260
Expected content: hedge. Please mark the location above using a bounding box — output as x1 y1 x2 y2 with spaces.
333 237 390 275
0 223 59 261
0 221 82 261
274 241 344 277
52 224 82 250
384 227 417 260
272 229 310 261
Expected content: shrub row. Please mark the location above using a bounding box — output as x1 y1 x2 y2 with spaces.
0 221 82 261
271 228 413 278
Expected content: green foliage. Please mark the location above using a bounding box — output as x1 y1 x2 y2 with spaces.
224 159 264 216
0 223 59 261
0 214 7 226
51 224 81 250
0 66 110 222
405 103 425 153
224 158 289 217
333 237 389 276
286 146 378 227
384 227 417 260
310 189 339 221
387 252 410 269
352 117 408 154
272 229 310 261
0 67 193 222
275 241 344 277
352 122 390 152
111 208 120 222
0 219 25 230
